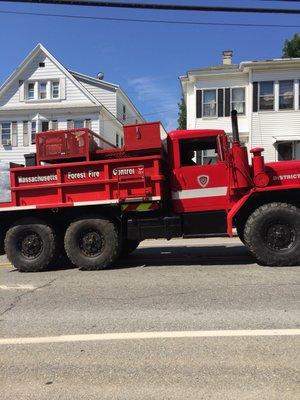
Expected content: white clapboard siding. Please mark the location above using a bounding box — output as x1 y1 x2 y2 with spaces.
78 80 117 116
195 116 249 135
252 111 300 162
116 91 144 124
100 109 123 146
252 70 300 82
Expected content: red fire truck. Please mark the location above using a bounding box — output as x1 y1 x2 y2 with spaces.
0 111 299 272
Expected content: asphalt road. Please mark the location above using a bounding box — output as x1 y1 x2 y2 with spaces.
0 238 299 399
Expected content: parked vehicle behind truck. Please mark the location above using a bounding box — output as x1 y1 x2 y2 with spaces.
0 111 299 272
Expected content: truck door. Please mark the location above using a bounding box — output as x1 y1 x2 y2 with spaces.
171 135 229 214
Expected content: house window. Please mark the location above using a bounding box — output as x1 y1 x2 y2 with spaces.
74 120 84 129
51 81 59 99
27 83 35 100
121 137 124 147
116 134 120 147
259 81 274 110
31 121 37 144
39 82 47 99
41 121 49 132
277 141 300 161
279 80 294 110
39 62 45 68
122 105 126 121
231 87 245 115
1 122 11 146
203 90 217 117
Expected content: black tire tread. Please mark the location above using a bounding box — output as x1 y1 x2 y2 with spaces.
64 217 120 270
4 218 57 272
244 202 300 266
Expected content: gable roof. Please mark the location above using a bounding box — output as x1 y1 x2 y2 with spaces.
69 70 119 90
0 43 100 106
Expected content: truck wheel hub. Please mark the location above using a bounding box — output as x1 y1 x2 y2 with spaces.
79 230 103 257
265 223 295 251
19 232 43 258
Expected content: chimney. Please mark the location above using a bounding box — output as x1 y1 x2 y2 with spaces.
222 50 233 65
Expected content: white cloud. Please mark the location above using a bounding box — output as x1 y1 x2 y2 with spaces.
127 76 179 131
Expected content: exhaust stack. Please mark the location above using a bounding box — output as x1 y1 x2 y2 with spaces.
231 109 240 143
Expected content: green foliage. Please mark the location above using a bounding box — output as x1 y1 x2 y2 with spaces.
282 33 300 58
177 97 187 130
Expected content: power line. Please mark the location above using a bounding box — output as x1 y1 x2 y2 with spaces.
2 0 300 15
1 9 300 28
259 1 300 2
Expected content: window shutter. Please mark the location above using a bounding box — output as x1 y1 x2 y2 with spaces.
218 89 224 117
12 122 18 147
60 77 66 100
253 82 258 112
19 80 25 102
23 121 29 147
196 90 202 118
67 119 74 129
85 119 91 130
225 88 231 117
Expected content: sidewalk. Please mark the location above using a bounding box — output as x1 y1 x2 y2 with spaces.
140 236 241 248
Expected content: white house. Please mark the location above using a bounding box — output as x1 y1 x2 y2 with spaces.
0 43 144 164
180 51 300 162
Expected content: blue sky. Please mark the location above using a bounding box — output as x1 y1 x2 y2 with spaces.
0 0 299 130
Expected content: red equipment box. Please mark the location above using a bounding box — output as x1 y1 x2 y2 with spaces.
124 122 167 152
36 128 114 165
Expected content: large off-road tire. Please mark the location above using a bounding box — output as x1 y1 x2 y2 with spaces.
244 203 300 266
4 218 57 272
121 239 140 256
64 217 121 270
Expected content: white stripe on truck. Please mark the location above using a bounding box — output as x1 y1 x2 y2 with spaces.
0 205 37 212
172 187 228 200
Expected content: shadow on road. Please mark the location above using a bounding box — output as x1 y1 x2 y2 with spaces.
113 244 256 270
4 245 259 273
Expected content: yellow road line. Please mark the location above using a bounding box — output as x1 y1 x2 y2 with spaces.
0 262 12 268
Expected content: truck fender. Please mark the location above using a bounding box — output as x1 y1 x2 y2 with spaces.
227 192 253 236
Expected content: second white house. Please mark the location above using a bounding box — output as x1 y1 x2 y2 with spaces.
180 51 300 162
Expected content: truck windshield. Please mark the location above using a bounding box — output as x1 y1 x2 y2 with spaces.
180 137 219 167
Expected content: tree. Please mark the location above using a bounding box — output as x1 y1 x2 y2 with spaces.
177 97 187 130
282 33 300 58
